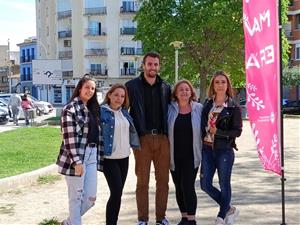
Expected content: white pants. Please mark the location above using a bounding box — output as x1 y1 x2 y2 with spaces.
65 146 97 225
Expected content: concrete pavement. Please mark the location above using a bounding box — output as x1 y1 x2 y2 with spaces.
0 118 299 225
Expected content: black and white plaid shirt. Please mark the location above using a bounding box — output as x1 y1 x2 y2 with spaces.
56 97 102 176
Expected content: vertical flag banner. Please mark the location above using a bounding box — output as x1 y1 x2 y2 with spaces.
243 0 281 175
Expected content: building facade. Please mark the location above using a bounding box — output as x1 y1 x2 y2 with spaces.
17 37 38 98
286 0 300 66
36 0 142 105
283 0 300 100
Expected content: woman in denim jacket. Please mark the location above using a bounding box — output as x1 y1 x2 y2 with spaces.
99 84 140 225
200 71 242 225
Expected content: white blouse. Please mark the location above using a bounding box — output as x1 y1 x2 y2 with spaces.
105 108 131 159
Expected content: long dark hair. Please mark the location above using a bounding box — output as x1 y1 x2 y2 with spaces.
71 74 99 120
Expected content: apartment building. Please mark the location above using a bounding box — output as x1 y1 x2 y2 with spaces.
36 0 142 105
283 0 300 100
286 0 300 66
17 37 38 98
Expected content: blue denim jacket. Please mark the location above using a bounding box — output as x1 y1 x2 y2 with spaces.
100 104 140 156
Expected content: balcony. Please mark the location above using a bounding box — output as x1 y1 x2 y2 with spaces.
121 47 143 55
84 7 107 16
57 10 72 19
120 27 137 35
85 48 108 57
59 51 72 59
62 71 73 79
85 28 107 36
121 68 136 76
120 1 139 13
58 30 72 38
89 70 108 76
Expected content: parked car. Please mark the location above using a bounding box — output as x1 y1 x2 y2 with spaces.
0 106 9 125
282 98 290 106
283 100 300 115
0 93 53 115
239 98 248 119
21 94 54 115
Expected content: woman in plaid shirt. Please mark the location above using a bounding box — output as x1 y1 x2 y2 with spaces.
56 75 100 225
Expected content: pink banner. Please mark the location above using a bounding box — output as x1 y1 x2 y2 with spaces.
243 0 281 175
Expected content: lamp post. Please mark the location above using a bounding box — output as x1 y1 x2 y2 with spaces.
7 39 12 93
170 41 183 82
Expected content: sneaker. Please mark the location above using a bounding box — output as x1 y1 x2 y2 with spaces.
225 206 240 225
60 219 69 225
215 217 226 225
177 217 188 225
137 221 148 225
156 217 170 225
188 220 197 225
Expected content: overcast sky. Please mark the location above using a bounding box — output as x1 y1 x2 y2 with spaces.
0 0 36 51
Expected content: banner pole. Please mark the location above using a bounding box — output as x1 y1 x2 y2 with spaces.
278 0 287 224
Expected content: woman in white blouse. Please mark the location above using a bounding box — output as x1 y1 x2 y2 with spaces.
99 84 140 225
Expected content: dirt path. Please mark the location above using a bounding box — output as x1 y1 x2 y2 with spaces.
0 119 299 225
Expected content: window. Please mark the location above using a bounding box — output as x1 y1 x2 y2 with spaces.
295 44 300 60
2 76 8 83
296 14 300 30
91 64 102 74
64 40 71 47
54 87 62 103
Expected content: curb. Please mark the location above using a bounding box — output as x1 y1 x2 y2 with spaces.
0 164 57 193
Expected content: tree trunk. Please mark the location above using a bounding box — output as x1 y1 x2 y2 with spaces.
199 68 208 103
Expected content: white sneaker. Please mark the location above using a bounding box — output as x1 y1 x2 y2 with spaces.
215 217 226 225
225 206 240 225
137 221 148 225
156 217 170 225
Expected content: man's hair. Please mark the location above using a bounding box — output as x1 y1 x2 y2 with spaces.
142 51 160 64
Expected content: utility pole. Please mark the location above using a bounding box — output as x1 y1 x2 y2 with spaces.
7 39 12 93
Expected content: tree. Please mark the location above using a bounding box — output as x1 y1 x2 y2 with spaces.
135 0 244 102
134 0 290 102
283 66 300 86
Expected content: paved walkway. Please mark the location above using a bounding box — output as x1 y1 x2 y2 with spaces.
0 118 299 225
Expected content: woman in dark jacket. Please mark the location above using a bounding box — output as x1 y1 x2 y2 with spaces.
200 71 242 225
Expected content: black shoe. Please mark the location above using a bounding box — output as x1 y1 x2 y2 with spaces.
188 220 197 225
177 218 188 225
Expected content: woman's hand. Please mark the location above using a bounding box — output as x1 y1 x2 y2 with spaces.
209 125 217 135
74 164 84 176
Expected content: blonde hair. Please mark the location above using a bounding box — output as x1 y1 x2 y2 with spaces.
171 79 197 102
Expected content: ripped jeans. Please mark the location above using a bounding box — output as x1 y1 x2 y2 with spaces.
65 146 97 225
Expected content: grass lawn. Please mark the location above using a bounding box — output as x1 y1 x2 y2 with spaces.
0 127 61 179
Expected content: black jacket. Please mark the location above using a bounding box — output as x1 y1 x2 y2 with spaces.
125 73 171 136
201 98 242 150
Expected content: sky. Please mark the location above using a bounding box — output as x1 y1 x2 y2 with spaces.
0 0 36 51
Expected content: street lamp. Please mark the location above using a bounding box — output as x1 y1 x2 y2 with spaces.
170 41 183 82
7 39 12 93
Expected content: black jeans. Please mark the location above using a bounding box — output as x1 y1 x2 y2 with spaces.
171 160 198 215
103 157 129 225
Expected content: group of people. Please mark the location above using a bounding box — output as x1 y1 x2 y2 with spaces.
56 51 243 225
8 93 34 126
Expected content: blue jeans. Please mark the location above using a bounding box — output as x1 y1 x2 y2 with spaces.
200 144 234 219
65 146 97 225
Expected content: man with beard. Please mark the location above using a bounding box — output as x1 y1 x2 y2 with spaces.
125 51 171 225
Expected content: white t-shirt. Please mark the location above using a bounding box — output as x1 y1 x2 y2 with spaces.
104 108 131 159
